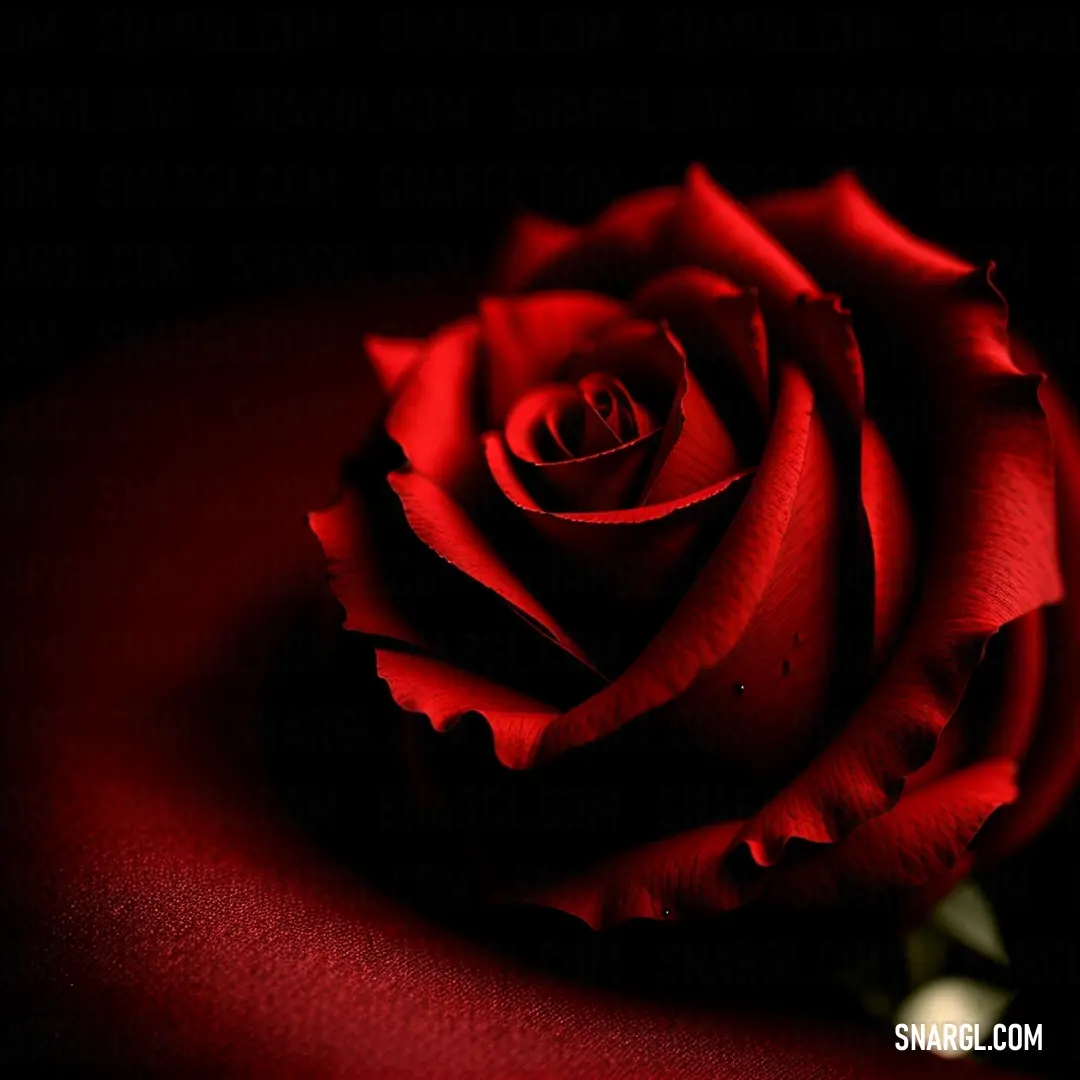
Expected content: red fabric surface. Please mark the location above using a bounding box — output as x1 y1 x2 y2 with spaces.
0 284 1032 1077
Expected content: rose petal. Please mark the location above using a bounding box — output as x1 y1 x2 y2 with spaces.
488 212 577 293
664 165 867 430
729 284 1062 881
861 418 916 667
491 187 681 295
520 759 1017 927
479 292 626 425
983 610 1047 763
516 430 663 513
631 266 770 421
700 180 1064 878
556 318 740 507
762 759 1018 908
307 488 425 648
385 317 483 498
520 820 745 929
374 648 560 770
669 164 816 301
748 169 970 296
499 363 816 767
639 328 742 506
657 402 839 776
899 611 1044 791
387 467 595 671
977 377 1080 859
504 383 622 464
484 431 752 622
364 335 425 397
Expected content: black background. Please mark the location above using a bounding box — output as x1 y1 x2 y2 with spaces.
2 6 1078 1076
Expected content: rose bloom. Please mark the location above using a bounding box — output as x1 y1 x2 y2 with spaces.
310 165 1080 928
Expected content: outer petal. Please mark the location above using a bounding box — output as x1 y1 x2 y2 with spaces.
375 648 560 770
307 488 425 648
668 164 865 423
488 212 576 293
520 820 744 930
761 759 1018 908
364 335 424 397
905 610 1045 792
491 187 681 295
982 610 1046 763
748 169 970 296
978 377 1080 859
727 279 1062 884
668 164 816 301
521 759 1017 928
385 317 483 497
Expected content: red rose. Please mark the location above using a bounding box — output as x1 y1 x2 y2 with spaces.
311 164 1078 928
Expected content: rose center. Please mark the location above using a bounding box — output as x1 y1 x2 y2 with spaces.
504 373 660 464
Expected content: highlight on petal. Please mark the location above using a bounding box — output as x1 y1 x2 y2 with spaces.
485 430 749 527
668 163 816 301
307 488 425 648
387 467 595 671
749 169 970 295
762 759 1017 909
375 648 560 770
491 186 681 295
384 317 483 497
668 165 866 425
480 292 626 425
631 266 770 420
861 418 916 667
364 335 424 397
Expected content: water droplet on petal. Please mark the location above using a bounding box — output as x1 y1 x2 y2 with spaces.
782 659 791 676
661 907 672 919
733 682 745 696
793 631 804 645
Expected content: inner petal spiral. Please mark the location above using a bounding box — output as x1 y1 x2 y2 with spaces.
505 374 660 465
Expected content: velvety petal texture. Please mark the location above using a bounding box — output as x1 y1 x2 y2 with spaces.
310 162 1074 929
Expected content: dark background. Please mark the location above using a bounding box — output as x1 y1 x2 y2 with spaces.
2 5 1078 1075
